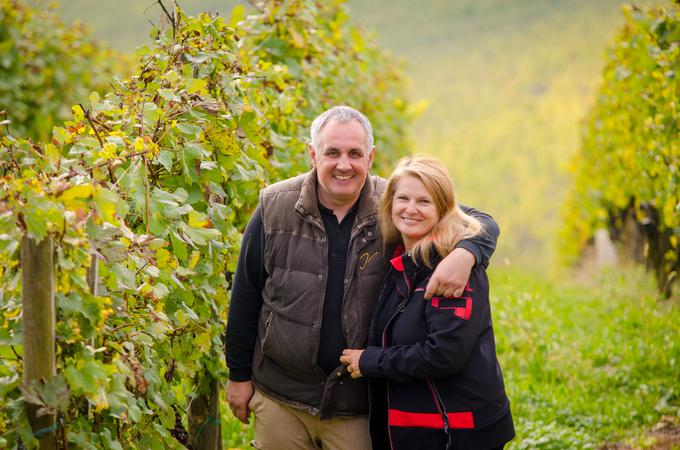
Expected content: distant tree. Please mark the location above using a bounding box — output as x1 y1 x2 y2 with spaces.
563 3 679 297
0 0 126 141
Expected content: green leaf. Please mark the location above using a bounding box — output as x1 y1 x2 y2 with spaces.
64 360 107 396
170 232 188 262
42 374 71 411
152 282 169 299
157 88 181 102
230 4 246 27
158 150 173 172
180 223 221 246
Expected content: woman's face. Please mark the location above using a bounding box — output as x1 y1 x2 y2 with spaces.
391 174 439 249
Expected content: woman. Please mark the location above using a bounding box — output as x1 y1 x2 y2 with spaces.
340 155 514 450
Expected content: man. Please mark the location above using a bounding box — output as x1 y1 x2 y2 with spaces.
225 106 499 449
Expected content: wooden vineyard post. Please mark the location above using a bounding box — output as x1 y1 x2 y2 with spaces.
21 235 57 449
189 377 222 449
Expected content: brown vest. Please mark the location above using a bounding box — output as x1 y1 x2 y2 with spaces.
252 169 388 418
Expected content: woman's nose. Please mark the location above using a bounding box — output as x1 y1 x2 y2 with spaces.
405 201 418 213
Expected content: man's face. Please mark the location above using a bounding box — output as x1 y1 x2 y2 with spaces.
309 120 375 209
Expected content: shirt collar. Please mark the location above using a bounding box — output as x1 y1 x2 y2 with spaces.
317 198 360 219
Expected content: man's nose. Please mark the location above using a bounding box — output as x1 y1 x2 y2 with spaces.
337 154 351 170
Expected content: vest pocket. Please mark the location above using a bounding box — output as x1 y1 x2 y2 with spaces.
260 307 274 353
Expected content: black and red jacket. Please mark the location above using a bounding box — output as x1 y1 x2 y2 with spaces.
359 248 514 450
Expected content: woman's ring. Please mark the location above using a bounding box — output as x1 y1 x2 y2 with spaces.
347 366 353 373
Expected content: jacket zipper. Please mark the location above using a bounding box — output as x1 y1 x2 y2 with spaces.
426 380 452 450
382 267 411 450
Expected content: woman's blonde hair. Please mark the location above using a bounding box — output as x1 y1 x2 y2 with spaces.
379 154 483 267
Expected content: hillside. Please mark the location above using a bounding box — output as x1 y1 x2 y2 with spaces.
55 0 656 269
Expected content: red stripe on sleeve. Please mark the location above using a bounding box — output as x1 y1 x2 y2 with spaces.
388 409 474 429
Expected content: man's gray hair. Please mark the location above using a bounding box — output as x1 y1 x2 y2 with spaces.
310 105 374 150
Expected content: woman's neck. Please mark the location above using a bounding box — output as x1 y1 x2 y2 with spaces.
402 237 416 252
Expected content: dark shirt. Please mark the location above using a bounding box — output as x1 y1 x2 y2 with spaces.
225 203 499 381
317 201 359 374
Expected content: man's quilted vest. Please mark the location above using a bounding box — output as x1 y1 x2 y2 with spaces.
252 169 388 418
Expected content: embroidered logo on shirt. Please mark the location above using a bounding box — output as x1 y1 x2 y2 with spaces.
359 251 378 270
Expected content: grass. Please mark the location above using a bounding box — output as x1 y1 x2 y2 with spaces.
216 266 679 449
493 266 680 449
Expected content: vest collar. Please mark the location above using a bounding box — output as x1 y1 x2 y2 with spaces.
295 169 379 227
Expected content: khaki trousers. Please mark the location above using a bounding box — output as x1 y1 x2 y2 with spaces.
248 389 372 450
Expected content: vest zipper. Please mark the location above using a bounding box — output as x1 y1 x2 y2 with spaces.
341 223 378 342
300 214 332 379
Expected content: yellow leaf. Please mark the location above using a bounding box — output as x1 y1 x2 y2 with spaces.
133 137 145 151
188 210 210 228
194 332 212 352
60 184 94 209
93 388 109 412
186 78 207 94
71 104 85 122
156 247 177 270
188 251 200 270
96 142 117 161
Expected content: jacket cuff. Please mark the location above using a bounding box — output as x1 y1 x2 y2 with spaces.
228 367 253 382
359 346 384 377
454 241 481 267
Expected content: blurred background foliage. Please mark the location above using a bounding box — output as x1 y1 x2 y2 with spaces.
0 0 678 448
53 0 662 271
564 4 678 297
0 0 131 142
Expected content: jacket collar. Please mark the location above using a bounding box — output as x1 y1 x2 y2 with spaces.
389 244 443 290
295 168 379 228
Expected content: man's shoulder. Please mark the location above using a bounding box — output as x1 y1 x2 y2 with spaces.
261 171 310 197
370 174 387 195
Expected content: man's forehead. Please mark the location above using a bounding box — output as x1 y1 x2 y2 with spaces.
319 121 368 146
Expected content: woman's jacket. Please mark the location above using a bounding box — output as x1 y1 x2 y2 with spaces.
359 248 515 449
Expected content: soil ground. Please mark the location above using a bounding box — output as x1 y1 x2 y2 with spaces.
600 418 680 450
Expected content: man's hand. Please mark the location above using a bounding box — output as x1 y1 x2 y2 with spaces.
340 349 365 379
424 247 475 299
226 380 254 424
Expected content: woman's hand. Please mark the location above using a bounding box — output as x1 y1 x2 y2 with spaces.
340 349 365 379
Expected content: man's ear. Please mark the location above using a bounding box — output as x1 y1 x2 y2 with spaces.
309 143 317 167
367 146 376 169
